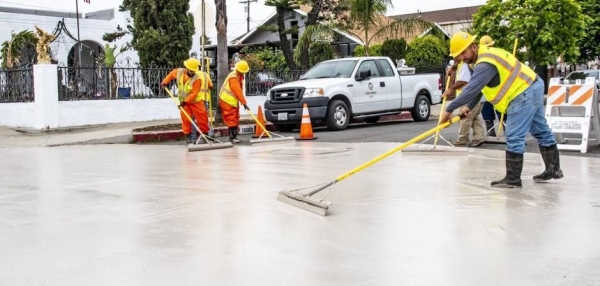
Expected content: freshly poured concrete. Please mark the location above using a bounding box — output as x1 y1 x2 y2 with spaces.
1 142 599 285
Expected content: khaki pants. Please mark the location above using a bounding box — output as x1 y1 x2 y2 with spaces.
456 102 485 143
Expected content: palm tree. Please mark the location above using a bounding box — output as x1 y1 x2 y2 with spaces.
1 30 37 68
264 0 299 69
215 0 228 121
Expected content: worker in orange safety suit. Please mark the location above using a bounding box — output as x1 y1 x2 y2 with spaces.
160 58 211 144
218 60 250 143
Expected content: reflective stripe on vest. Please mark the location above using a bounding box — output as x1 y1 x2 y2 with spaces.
196 71 211 101
475 47 537 113
219 71 240 107
176 68 199 102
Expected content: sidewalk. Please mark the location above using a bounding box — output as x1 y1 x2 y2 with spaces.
0 103 444 148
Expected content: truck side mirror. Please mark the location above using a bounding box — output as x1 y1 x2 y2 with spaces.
356 69 371 81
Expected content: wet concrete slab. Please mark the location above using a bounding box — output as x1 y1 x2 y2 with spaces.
1 142 599 285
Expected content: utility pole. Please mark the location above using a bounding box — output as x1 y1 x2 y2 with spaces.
75 0 81 67
239 0 257 33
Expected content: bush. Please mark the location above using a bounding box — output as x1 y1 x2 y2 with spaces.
309 42 335 67
240 46 287 70
405 35 447 66
353 45 365 57
381 38 408 62
352 44 383 57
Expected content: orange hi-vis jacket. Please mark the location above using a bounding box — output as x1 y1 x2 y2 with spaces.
162 68 206 104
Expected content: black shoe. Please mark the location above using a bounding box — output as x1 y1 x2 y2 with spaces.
231 126 241 144
491 151 523 188
184 134 192 144
485 120 496 137
533 144 564 182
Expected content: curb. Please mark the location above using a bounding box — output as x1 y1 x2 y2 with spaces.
131 112 419 144
132 123 275 143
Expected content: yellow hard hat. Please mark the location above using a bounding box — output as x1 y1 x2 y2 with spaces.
235 60 250 74
183 58 200 72
479 35 495 47
449 32 476 57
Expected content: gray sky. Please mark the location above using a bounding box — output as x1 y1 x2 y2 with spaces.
1 0 487 41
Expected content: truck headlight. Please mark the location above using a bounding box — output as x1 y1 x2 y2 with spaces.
303 88 324 98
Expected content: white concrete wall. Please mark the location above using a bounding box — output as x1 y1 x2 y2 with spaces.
0 103 36 128
58 98 179 127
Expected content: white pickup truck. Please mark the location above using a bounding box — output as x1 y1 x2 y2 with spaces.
263 56 442 131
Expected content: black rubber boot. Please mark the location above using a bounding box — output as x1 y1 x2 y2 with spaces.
485 120 496 137
228 127 235 143
184 134 192 144
533 144 564 182
231 126 241 144
491 151 523 188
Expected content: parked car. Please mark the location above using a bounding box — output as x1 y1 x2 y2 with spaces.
564 70 600 88
247 72 285 96
263 56 442 131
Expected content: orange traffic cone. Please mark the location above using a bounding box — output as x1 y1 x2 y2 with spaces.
297 103 317 140
252 106 266 138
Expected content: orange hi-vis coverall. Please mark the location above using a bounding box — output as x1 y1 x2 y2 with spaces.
218 71 247 128
162 68 210 135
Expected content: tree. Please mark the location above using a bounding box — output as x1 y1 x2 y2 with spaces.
297 0 351 69
1 30 37 68
405 35 446 65
309 41 335 66
576 0 600 62
380 38 407 62
471 0 589 67
214 0 228 122
119 0 194 94
240 46 287 70
263 0 299 69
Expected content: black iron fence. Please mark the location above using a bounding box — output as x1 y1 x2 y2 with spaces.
0 67 34 102
244 70 306 96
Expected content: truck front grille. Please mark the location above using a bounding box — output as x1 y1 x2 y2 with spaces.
271 88 304 103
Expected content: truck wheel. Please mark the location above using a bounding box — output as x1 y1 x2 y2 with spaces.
411 94 430 122
274 124 297 132
325 100 350 131
365 116 380 124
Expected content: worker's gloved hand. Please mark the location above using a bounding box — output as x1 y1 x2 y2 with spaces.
160 82 167 89
178 101 187 109
243 104 250 111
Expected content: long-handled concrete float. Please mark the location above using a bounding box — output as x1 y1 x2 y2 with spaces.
165 88 233 152
245 109 295 145
277 115 464 216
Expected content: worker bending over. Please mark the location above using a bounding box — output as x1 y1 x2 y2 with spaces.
219 60 250 143
440 32 563 188
161 58 211 144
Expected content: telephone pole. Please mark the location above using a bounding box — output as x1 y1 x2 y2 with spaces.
239 0 257 33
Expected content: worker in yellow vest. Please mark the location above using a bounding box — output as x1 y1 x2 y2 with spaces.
440 32 563 188
218 60 250 144
160 58 210 144
196 66 214 136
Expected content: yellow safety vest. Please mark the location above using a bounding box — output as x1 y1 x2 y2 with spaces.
219 71 241 107
176 68 201 103
195 70 211 101
475 46 537 113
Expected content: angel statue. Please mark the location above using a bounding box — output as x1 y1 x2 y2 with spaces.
34 25 57 64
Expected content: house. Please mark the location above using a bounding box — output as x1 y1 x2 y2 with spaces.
389 5 482 37
0 6 137 68
214 8 364 59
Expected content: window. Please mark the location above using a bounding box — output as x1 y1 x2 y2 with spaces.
357 60 380 78
377 59 395 77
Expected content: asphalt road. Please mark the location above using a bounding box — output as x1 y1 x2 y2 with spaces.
262 117 600 158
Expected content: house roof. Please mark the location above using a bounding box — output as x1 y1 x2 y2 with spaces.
390 5 483 24
231 9 363 45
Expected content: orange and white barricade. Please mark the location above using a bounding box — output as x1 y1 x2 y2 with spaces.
545 77 600 153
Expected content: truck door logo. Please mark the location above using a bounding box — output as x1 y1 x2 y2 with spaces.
368 83 373 90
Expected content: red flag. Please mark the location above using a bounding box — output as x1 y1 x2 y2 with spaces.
84 0 90 3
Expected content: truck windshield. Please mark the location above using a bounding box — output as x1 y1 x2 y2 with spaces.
300 60 358 80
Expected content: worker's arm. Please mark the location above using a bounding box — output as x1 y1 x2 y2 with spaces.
445 63 498 113
207 77 214 90
161 69 178 86
184 80 201 103
229 77 247 106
